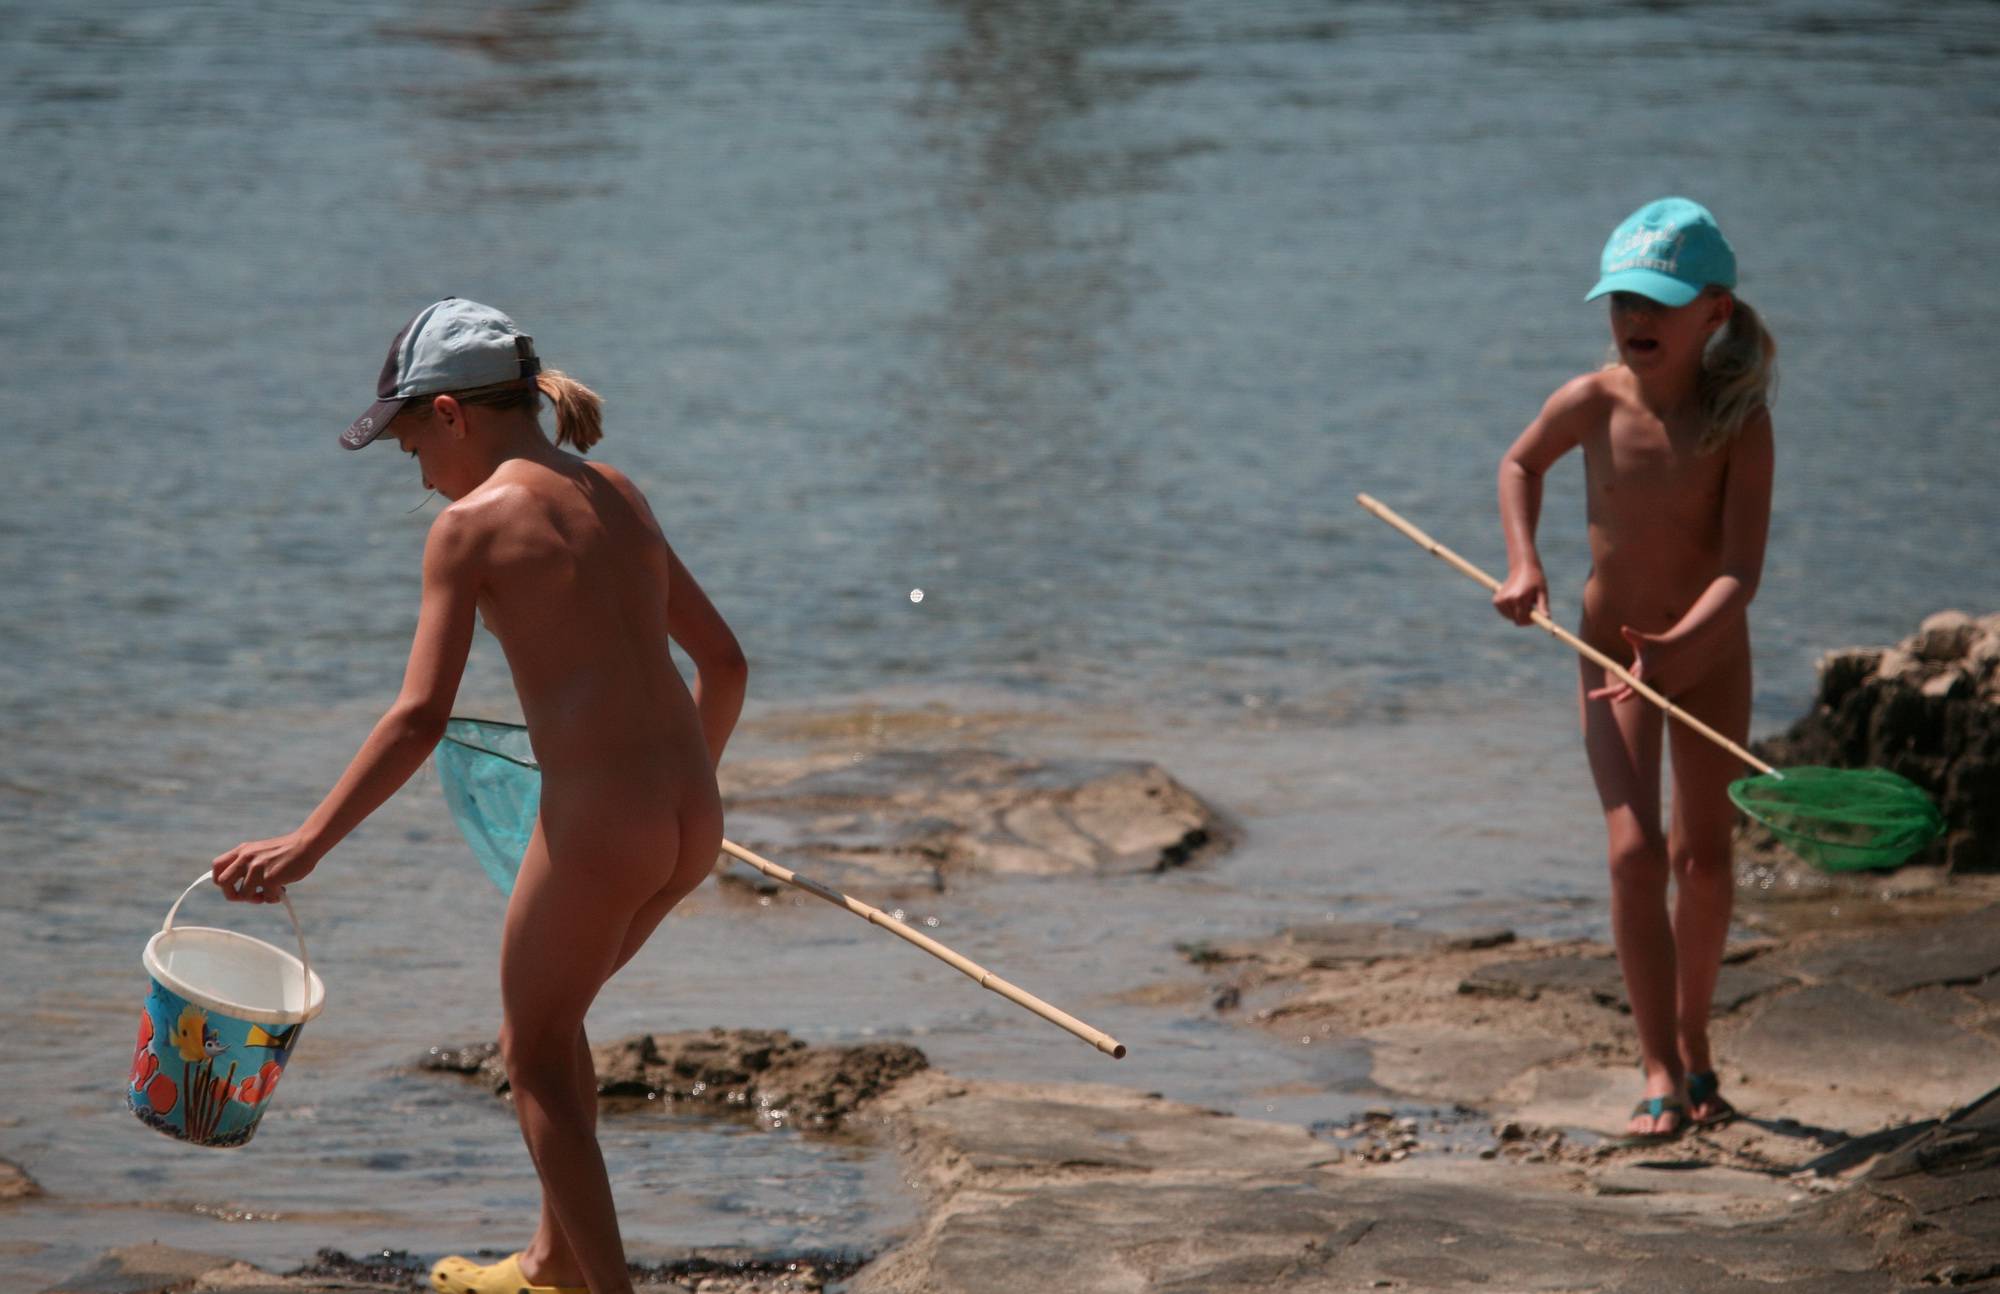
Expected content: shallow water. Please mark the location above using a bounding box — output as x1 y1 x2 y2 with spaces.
3 0 1997 1284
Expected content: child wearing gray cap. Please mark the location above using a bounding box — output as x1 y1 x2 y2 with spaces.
214 298 749 1294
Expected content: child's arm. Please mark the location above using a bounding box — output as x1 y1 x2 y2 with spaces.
664 540 748 767
1596 408 1774 701
1494 376 1597 624
211 510 481 903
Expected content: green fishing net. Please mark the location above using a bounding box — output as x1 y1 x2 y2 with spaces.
435 717 540 894
1728 766 1945 872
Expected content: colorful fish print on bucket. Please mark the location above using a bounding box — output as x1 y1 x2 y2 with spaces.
128 992 303 1147
130 873 324 1148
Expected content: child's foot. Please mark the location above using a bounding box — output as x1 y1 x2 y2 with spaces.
1621 1092 1687 1144
430 1251 586 1294
1687 1070 1739 1126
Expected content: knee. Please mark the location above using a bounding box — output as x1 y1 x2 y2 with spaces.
1607 835 1668 892
1669 842 1733 888
499 1021 578 1094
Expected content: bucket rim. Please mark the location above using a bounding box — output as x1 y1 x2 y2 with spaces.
144 926 326 1025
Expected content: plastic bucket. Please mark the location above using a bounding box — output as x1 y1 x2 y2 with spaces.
128 874 326 1148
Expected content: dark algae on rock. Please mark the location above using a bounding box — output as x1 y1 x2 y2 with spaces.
421 1027 927 1131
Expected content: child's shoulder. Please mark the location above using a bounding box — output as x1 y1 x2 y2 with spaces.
581 457 638 492
1538 367 1624 426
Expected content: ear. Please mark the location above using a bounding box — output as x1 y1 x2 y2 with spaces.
431 393 466 437
1706 289 1735 334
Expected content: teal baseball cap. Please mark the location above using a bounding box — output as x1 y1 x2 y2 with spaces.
341 298 541 448
1584 198 1737 307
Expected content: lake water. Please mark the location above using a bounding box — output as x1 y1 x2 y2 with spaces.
3 0 1996 1285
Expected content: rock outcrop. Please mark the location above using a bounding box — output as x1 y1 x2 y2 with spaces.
718 748 1231 886
1752 610 2000 871
1 1155 39 1202
420 1027 927 1131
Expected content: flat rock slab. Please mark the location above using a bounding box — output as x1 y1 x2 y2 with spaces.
420 1027 926 1131
855 1078 1908 1293
721 748 1228 881
1279 921 1516 966
1461 955 1792 1015
913 1091 1339 1180
1186 921 1517 971
1364 1024 1582 1106
1777 906 2000 996
1731 985 2000 1108
39 1244 265 1294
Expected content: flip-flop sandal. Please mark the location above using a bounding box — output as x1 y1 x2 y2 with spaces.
431 1252 586 1294
1618 1094 1689 1145
1687 1070 1739 1127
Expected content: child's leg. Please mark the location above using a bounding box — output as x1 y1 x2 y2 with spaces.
517 1031 601 1288
499 819 686 1294
1580 659 1681 1135
506 802 722 1291
1665 648 1751 1117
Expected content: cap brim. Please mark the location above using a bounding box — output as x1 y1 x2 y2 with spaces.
340 397 408 450
1584 268 1701 307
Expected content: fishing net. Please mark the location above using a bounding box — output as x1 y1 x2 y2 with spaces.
435 717 540 893
1728 766 1944 872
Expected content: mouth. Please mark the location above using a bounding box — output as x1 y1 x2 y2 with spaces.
1625 337 1659 355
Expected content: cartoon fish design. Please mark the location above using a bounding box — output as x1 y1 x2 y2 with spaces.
244 1022 299 1053
170 1005 214 1063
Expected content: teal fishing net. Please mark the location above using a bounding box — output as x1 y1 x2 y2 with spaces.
435 717 540 893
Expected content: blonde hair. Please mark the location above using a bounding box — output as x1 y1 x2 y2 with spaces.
415 369 605 453
1695 295 1777 454
535 369 603 452
1602 292 1778 454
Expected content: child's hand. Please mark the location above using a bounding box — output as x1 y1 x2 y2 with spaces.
1588 627 1690 703
211 831 319 904
1492 564 1549 626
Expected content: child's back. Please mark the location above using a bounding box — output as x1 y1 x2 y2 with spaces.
461 454 714 789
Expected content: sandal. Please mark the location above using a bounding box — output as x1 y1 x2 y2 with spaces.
431 1252 585 1294
1619 1094 1688 1145
1687 1070 1739 1127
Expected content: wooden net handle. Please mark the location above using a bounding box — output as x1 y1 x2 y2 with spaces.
1354 493 1776 777
719 839 1127 1059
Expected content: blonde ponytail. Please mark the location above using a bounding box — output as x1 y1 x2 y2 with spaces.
537 369 603 452
1696 296 1777 454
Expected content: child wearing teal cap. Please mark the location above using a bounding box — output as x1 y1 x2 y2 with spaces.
1492 199 1778 1140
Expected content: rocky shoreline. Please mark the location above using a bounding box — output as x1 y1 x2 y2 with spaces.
31 615 2000 1293
39 884 2000 1292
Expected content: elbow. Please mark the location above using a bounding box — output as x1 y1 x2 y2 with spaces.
713 646 750 692
390 703 451 750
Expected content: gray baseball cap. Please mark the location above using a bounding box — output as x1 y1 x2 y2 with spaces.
341 298 542 449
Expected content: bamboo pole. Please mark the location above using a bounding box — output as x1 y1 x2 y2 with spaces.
1354 493 1777 777
719 839 1127 1059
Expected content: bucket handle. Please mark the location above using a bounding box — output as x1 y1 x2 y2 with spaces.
164 873 314 1008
